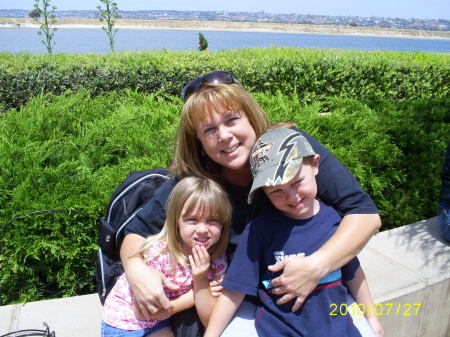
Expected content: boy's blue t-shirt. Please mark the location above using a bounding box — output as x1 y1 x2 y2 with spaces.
222 202 362 337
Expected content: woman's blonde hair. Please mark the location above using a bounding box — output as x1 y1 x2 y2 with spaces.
139 176 231 267
171 82 270 179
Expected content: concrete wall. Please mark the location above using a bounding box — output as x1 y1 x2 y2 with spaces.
360 216 450 337
1 217 449 337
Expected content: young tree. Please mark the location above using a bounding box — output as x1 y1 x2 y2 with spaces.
33 0 58 54
97 0 121 52
198 33 208 51
28 9 40 19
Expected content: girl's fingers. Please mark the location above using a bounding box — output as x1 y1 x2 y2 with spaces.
192 245 202 263
190 246 210 275
198 245 209 260
188 254 196 270
192 245 210 264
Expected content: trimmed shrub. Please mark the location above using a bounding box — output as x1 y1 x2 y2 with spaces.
1 47 448 304
1 48 449 112
1 89 448 304
0 90 178 303
257 92 449 226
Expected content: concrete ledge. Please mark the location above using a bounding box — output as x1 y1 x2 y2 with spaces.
0 217 449 337
0 294 102 336
361 216 450 337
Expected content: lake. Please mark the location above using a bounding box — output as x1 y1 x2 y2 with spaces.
1 28 450 53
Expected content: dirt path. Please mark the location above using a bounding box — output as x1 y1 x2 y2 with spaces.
1 17 449 40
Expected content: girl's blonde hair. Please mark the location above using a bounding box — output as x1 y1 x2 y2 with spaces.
139 176 232 267
171 82 270 179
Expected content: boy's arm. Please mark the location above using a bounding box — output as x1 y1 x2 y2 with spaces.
204 289 245 337
133 289 194 320
346 267 384 337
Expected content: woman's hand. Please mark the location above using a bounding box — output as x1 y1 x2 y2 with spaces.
126 256 180 319
134 289 195 321
121 234 180 318
268 254 325 312
189 245 211 279
209 273 224 297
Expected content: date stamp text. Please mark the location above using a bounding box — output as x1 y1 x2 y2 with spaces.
329 303 422 316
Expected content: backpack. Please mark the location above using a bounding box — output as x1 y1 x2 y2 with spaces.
96 168 170 304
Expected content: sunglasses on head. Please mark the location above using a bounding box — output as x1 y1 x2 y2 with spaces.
181 71 238 101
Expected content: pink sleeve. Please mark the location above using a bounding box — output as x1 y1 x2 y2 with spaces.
142 241 166 271
211 253 228 277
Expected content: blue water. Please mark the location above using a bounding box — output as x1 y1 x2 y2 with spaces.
1 28 450 53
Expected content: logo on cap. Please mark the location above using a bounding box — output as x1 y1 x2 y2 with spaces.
250 141 272 175
273 133 302 185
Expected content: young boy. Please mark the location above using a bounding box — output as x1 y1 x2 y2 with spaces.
204 128 383 337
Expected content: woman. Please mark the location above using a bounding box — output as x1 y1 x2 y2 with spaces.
120 71 381 336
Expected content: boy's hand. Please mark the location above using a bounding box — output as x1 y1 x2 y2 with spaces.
189 245 211 279
268 254 323 312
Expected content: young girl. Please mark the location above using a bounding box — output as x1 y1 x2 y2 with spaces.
102 176 231 337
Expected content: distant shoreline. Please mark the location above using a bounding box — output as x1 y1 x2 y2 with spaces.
2 18 450 40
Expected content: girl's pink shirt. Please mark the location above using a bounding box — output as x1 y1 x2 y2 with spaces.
103 240 227 330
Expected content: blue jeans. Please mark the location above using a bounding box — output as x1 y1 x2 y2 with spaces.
438 208 450 242
101 320 171 337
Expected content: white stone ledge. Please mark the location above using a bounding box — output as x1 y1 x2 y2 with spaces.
0 217 449 337
361 216 450 337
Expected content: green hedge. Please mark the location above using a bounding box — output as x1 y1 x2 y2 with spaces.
1 48 449 304
0 90 179 304
1 89 448 304
1 48 449 112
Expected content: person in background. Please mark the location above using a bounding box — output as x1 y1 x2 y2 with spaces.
438 142 450 242
102 177 231 337
120 71 381 336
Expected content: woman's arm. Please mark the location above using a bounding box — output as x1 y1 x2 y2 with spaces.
347 267 384 337
269 213 380 311
311 213 380 272
204 289 245 337
134 290 194 320
133 275 224 321
302 128 382 264
120 234 179 318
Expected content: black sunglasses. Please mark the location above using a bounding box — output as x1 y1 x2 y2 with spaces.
181 71 238 101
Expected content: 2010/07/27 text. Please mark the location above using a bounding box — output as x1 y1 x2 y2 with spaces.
329 303 422 316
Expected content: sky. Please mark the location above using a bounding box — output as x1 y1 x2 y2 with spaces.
1 0 449 20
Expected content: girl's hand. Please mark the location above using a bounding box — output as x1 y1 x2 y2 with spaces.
189 245 211 279
268 254 324 312
209 273 224 297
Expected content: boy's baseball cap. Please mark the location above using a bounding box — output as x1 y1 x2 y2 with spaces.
248 128 316 204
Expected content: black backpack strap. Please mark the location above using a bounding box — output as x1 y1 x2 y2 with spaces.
96 168 171 304
107 168 170 223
